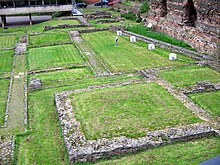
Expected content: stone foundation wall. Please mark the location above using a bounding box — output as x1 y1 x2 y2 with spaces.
147 0 220 56
113 3 140 15
55 81 218 163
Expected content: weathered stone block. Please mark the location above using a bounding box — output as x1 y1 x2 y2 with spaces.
148 43 155 50
130 36 136 42
169 53 177 60
117 30 123 36
29 78 42 91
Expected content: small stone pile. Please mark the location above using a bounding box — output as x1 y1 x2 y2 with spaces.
28 78 42 91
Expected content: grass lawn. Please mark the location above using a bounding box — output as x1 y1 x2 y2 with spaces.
126 25 194 50
188 91 220 118
29 68 93 82
29 32 71 46
76 137 220 165
159 65 220 88
0 35 18 49
0 79 10 126
81 31 194 73
28 44 85 71
71 83 200 140
14 74 142 164
0 50 14 73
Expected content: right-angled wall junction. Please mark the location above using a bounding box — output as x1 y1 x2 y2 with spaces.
148 0 220 56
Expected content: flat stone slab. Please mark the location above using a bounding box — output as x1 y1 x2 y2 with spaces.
69 31 80 37
14 75 20 79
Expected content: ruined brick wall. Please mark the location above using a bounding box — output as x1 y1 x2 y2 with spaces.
148 0 220 56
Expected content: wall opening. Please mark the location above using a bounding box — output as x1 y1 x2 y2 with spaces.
183 0 197 26
160 0 167 17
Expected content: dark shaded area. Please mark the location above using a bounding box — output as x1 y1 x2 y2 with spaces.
0 15 51 27
184 0 197 26
160 0 167 17
0 0 72 8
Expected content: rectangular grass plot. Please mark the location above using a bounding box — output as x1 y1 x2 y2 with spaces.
28 44 85 71
0 50 14 73
0 79 10 126
0 35 17 49
159 65 220 88
29 32 71 46
188 91 220 118
70 83 200 140
81 31 194 73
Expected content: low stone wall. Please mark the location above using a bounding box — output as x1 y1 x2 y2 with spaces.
84 11 112 20
0 47 15 51
28 65 86 75
28 41 73 48
44 24 89 31
109 25 126 31
123 31 214 61
0 136 14 165
113 3 140 15
55 81 217 163
78 28 109 34
56 16 78 20
96 19 120 24
182 81 220 94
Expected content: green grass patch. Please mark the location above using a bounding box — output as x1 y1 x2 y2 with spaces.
15 74 142 164
40 73 142 89
188 91 220 118
159 65 220 88
81 31 194 73
28 44 85 71
29 32 70 46
0 50 14 73
0 35 18 49
0 79 10 126
71 83 200 140
89 19 139 28
76 137 220 165
126 25 195 50
29 68 93 82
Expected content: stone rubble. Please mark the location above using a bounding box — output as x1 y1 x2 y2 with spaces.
0 136 14 165
28 78 42 91
182 81 220 94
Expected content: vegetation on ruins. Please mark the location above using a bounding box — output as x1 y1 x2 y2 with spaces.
0 5 219 165
159 65 220 88
71 83 200 139
189 91 220 118
28 44 85 70
126 25 195 50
